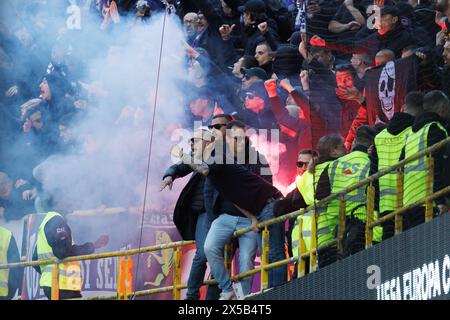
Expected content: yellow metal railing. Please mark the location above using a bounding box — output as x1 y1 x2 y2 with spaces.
1 136 449 300
233 135 450 291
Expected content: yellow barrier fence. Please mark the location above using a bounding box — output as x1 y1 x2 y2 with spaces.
1 136 449 300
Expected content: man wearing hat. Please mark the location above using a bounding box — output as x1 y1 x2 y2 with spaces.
237 0 281 55
310 5 417 60
315 125 383 264
240 66 268 89
239 67 277 130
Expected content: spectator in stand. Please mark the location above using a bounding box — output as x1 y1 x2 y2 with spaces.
161 128 218 300
350 53 373 91
0 171 36 221
395 1 433 48
272 44 303 88
254 41 275 77
231 55 259 79
328 0 366 46
310 5 417 60
184 12 200 46
173 128 287 299
264 77 311 185
237 0 281 55
238 67 278 130
374 48 395 66
38 73 75 123
305 0 342 42
335 63 365 139
307 46 342 146
191 0 239 71
219 0 244 48
414 0 440 42
439 39 450 97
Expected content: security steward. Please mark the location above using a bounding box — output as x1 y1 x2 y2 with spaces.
401 90 450 229
0 226 22 300
33 211 109 299
315 126 383 266
371 91 424 239
278 135 347 274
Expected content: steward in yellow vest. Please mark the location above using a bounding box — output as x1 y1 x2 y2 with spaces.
315 126 382 267
400 91 450 230
282 150 317 258
274 135 347 275
33 211 109 299
0 226 22 300
371 95 423 240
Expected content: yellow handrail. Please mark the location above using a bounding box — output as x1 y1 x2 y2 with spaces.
0 240 195 270
2 136 449 300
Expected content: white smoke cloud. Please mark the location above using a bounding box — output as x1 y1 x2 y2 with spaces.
33 12 193 218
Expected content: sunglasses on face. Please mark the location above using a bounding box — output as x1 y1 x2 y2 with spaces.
296 161 308 168
208 123 226 130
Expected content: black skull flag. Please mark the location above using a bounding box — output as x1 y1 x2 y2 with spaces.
364 55 418 125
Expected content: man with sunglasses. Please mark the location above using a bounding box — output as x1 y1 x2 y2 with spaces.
172 122 287 299
160 114 233 300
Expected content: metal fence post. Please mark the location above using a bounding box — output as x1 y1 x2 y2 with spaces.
51 263 59 300
425 155 434 222
337 199 346 256
260 227 269 292
309 208 317 272
297 210 306 278
172 248 182 300
117 257 125 300
366 183 375 248
395 169 404 234
125 257 133 298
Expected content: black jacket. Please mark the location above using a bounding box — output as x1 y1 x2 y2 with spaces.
324 26 417 60
242 18 281 56
204 140 272 223
192 0 239 70
163 163 204 240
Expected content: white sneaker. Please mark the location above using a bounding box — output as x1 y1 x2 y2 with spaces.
219 290 236 300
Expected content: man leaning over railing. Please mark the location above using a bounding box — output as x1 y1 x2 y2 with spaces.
171 136 287 299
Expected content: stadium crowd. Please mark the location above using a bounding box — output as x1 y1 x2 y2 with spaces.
0 0 449 300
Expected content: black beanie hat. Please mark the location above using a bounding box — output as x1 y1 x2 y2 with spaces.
224 0 241 12
272 44 303 78
43 71 73 99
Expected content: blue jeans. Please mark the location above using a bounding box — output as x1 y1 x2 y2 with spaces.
204 214 258 295
257 200 287 288
186 212 210 299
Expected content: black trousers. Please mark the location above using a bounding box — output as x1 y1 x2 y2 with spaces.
382 206 432 240
292 246 339 279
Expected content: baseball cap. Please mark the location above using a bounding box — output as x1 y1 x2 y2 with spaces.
238 0 266 14
240 67 268 80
